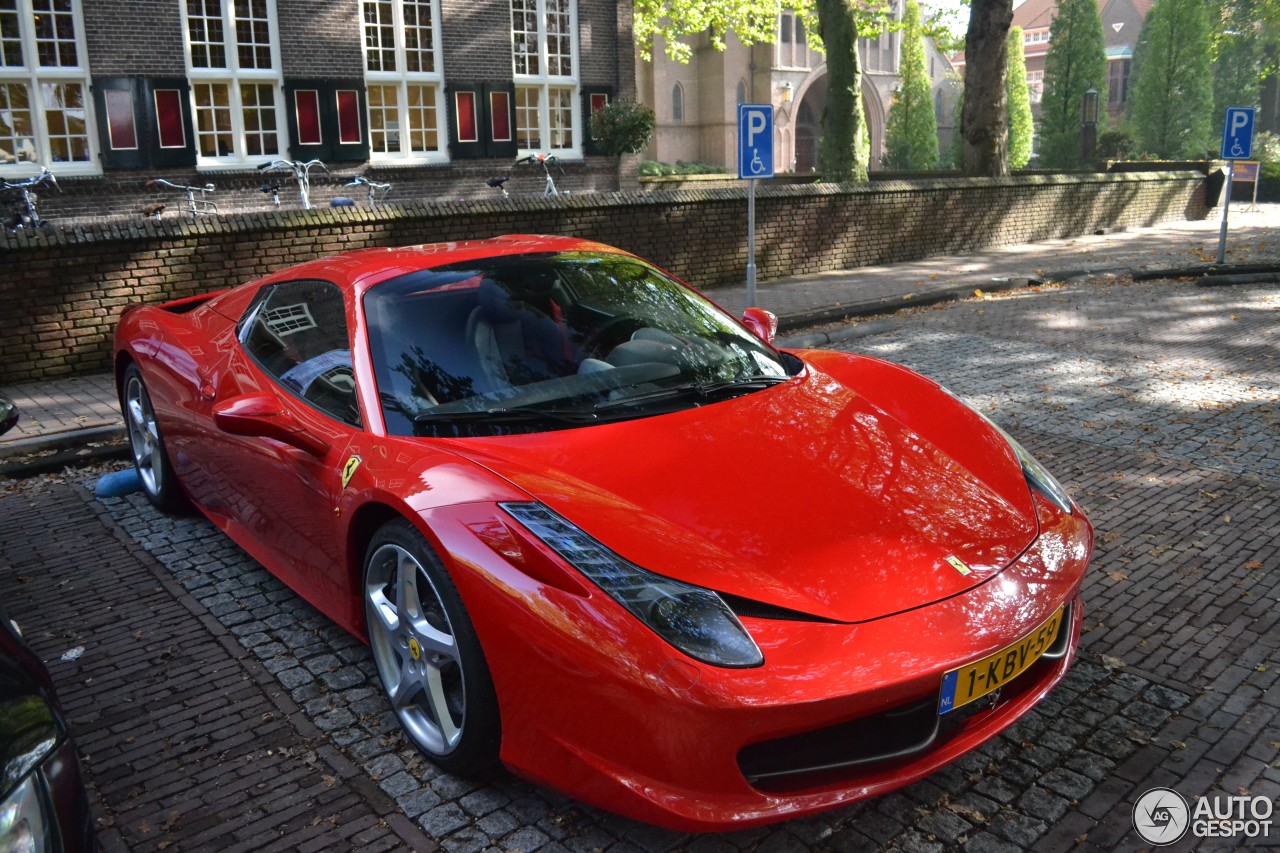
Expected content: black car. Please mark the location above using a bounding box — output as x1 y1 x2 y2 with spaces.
0 607 95 853
1 400 95 852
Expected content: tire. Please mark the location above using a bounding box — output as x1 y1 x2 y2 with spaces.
363 518 500 774
121 364 187 513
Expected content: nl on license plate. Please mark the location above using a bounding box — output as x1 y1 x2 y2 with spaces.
939 605 1064 715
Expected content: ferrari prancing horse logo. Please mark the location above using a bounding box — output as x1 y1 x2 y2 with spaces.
945 555 973 577
341 455 362 489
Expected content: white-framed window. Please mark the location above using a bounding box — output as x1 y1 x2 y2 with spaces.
0 0 97 175
775 11 812 69
181 0 286 167
1027 70 1044 104
361 0 447 162
511 0 579 155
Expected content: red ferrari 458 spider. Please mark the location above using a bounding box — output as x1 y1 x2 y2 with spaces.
113 235 1092 831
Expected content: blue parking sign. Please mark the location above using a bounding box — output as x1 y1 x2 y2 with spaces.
1221 107 1256 160
738 105 774 179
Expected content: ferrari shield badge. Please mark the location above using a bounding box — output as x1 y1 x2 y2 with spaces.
341 455 362 489
945 555 972 577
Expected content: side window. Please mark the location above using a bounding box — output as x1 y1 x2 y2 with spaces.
239 279 361 426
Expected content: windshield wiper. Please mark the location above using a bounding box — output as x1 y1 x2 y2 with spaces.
591 375 789 412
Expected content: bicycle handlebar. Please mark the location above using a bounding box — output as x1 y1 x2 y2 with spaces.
258 158 330 174
344 176 390 190
2 166 58 191
147 178 215 194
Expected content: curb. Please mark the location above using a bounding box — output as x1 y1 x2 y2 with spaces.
0 425 127 478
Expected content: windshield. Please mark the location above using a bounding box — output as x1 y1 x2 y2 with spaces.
364 251 796 436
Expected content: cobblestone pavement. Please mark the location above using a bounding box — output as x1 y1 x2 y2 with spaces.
1 275 1277 852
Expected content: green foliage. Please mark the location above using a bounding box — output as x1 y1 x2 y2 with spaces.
588 100 657 156
883 1 939 170
1254 131 1280 186
1005 27 1034 170
1097 128 1137 160
1127 0 1213 158
1209 0 1268 133
637 160 729 176
1038 0 1109 169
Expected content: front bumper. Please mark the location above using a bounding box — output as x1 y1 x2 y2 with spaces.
427 498 1092 831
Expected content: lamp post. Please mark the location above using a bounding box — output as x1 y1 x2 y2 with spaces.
1081 85 1099 168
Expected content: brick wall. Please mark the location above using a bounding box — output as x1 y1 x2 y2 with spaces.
278 0 363 78
81 0 186 76
0 171 1209 384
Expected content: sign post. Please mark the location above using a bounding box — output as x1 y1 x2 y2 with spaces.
1218 106 1256 264
738 104 774 307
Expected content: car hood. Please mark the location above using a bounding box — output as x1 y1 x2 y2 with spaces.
443 352 1040 623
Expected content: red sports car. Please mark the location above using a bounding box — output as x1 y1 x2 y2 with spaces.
113 235 1092 831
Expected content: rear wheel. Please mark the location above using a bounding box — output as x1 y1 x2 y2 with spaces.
122 364 186 512
363 518 500 774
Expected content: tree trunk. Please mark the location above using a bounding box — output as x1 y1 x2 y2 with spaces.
816 0 869 181
962 0 1014 176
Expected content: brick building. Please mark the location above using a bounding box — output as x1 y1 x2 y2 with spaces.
0 0 634 218
636 6 960 174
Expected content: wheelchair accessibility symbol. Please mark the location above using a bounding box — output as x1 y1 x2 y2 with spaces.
750 149 766 175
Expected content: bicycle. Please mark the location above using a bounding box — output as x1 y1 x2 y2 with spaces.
517 152 568 197
257 158 330 210
2 166 58 233
332 175 392 208
144 178 218 220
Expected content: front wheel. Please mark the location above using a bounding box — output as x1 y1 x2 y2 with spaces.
363 518 500 774
121 364 186 512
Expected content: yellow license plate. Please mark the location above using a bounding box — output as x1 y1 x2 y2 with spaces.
939 605 1065 715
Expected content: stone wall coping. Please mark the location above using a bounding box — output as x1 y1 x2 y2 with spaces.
3 170 1207 252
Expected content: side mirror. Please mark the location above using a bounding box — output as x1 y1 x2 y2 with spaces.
212 393 330 457
740 307 779 346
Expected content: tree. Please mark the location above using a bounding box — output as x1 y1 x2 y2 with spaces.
1006 26 1034 169
1209 0 1280 133
1211 0 1262 135
816 0 872 180
883 0 939 170
958 0 1014 175
1127 0 1213 158
1038 0 1108 169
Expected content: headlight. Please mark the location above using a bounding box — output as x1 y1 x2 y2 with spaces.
1 776 51 853
502 502 764 668
939 387 1075 515
1003 430 1074 515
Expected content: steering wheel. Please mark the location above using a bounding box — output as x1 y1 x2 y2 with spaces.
581 316 646 359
